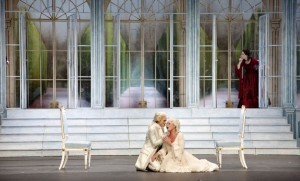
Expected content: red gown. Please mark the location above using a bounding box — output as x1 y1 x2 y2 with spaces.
235 58 259 108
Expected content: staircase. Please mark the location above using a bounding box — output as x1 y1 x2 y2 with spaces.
0 108 299 157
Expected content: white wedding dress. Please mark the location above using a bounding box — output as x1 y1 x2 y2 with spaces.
159 132 219 173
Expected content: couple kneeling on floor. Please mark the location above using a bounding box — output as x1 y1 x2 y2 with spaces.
135 112 219 173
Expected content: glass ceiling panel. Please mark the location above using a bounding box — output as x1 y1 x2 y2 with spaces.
17 0 90 20
107 0 178 21
16 0 90 45
199 0 263 21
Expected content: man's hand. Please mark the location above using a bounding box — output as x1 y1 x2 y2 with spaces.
151 153 160 162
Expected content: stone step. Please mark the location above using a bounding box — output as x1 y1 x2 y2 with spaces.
5 108 283 119
0 132 294 142
0 108 298 157
0 148 299 157
1 117 288 126
0 139 297 151
0 125 292 135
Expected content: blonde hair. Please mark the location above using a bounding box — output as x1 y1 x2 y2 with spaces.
168 118 180 133
153 112 167 123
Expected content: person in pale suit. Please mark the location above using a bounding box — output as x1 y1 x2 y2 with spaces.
135 112 167 171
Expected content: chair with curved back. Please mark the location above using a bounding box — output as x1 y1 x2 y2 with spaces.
215 105 248 169
59 106 92 170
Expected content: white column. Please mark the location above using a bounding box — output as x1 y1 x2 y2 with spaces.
282 0 296 138
91 0 105 108
0 0 6 117
186 0 200 107
19 13 27 109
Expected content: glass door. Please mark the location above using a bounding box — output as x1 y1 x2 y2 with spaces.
199 14 217 108
107 0 182 108
5 0 91 108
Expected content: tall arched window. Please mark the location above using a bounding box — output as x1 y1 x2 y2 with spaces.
6 0 91 108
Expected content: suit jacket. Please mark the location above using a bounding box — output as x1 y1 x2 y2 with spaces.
135 123 164 171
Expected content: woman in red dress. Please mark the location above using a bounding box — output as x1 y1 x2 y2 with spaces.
235 49 259 108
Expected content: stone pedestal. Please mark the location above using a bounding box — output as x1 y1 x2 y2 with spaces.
138 100 147 108
226 100 234 108
50 100 59 108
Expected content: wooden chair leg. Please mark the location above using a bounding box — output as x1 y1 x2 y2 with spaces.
59 151 66 170
88 150 91 167
241 150 247 169
216 148 219 166
62 152 69 169
218 149 222 168
84 151 88 169
239 150 248 169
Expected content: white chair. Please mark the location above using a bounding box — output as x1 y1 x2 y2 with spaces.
215 105 248 169
59 106 92 170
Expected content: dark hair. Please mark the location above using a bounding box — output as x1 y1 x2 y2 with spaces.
242 49 251 58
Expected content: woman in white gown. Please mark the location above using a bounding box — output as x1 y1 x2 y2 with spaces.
152 118 219 173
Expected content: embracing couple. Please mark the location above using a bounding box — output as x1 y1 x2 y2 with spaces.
135 112 219 173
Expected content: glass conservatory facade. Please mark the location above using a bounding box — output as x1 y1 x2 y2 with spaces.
0 0 298 110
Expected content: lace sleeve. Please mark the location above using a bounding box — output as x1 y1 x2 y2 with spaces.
172 132 185 161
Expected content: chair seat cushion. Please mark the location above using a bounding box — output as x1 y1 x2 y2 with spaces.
216 141 241 147
65 140 92 149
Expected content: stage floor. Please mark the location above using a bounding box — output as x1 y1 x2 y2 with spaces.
0 154 299 181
